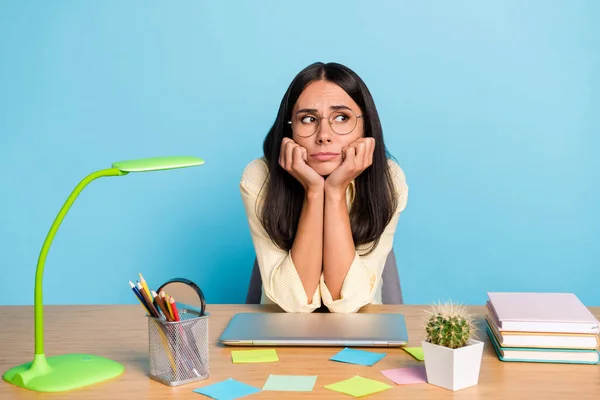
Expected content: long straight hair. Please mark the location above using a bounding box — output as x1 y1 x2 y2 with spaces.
260 62 397 254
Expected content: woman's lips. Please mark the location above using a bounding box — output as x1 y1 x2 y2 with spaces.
311 152 339 161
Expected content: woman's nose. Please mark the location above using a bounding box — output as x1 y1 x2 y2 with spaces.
315 119 333 143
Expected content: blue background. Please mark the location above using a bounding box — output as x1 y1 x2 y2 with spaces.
1 1 598 306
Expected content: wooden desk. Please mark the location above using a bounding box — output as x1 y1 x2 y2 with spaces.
1 304 599 399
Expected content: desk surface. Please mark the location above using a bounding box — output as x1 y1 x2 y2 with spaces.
1 304 599 399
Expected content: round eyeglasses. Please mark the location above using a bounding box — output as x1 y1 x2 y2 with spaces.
287 108 364 138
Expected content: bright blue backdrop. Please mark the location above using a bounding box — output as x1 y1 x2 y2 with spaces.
1 1 598 306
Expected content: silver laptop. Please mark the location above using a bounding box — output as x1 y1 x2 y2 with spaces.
219 312 408 347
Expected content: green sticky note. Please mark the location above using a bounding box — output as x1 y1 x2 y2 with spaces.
403 347 424 361
263 374 317 391
325 375 392 397
231 349 279 363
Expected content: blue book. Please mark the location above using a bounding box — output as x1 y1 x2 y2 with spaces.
486 324 599 365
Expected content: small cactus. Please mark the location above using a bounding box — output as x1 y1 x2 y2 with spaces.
424 300 476 349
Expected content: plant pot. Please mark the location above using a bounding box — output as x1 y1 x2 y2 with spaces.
421 339 484 391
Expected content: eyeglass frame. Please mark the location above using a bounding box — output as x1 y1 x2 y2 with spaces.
286 108 364 138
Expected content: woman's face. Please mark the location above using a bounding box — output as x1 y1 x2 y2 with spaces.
290 80 364 176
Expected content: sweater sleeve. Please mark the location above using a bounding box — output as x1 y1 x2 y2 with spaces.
240 159 322 312
320 160 408 312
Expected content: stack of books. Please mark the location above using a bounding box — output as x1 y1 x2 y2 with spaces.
485 292 600 364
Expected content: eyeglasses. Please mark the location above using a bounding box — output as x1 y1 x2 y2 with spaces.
287 108 364 138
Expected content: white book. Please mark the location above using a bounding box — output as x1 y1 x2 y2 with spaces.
486 292 599 334
486 315 599 349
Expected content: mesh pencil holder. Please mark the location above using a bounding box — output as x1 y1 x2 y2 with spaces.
147 309 209 386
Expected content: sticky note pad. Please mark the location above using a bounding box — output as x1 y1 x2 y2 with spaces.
325 375 392 397
403 347 424 361
262 374 317 391
330 347 386 366
231 349 279 363
193 378 261 399
381 365 427 385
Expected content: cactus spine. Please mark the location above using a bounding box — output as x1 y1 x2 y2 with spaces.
424 301 475 349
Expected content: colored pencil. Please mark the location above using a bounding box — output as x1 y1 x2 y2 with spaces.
129 281 151 315
169 297 181 322
152 290 173 322
139 273 152 298
165 294 174 320
137 282 160 318
160 291 174 320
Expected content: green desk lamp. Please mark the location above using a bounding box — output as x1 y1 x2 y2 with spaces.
3 156 205 392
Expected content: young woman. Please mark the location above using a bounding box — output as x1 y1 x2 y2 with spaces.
240 62 408 313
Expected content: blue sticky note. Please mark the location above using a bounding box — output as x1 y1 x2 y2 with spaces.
330 347 386 366
193 378 261 399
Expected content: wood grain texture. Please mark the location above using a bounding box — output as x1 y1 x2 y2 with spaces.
1 304 599 399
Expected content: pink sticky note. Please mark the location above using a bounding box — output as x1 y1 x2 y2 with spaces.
381 365 427 385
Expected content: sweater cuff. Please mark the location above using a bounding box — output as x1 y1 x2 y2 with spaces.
319 252 376 313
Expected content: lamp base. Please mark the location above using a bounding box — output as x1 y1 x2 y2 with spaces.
3 353 124 392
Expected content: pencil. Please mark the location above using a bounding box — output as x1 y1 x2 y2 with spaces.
139 273 152 299
160 291 174 320
137 282 160 318
150 290 160 315
129 281 151 315
169 297 181 322
165 294 174 320
152 290 173 322
167 295 200 377
150 319 178 373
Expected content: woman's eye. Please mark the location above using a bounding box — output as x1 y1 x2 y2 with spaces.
301 116 316 124
333 114 348 122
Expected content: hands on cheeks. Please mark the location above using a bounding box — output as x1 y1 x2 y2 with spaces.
278 137 375 196
278 137 325 192
325 137 375 195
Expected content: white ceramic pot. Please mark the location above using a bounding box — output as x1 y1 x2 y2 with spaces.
421 339 484 391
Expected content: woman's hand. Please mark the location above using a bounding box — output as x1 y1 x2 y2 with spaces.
279 137 325 193
325 137 375 196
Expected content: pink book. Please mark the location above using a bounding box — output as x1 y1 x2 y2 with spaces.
486 292 600 334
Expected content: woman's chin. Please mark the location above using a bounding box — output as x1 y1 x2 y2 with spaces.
310 162 340 177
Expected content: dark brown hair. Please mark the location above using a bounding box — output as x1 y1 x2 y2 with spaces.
260 62 398 254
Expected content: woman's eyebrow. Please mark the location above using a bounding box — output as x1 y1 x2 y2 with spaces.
330 105 351 111
295 108 319 114
295 105 351 114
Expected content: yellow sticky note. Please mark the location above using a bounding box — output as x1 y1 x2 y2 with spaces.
231 349 279 363
325 375 392 397
403 347 424 361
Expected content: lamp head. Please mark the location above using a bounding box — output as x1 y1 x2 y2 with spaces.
112 156 205 174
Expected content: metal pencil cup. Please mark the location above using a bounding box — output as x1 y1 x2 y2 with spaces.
147 309 209 386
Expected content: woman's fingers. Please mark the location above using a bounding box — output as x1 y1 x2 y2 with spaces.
365 137 374 166
279 137 293 169
292 145 306 171
355 141 367 169
284 139 297 171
